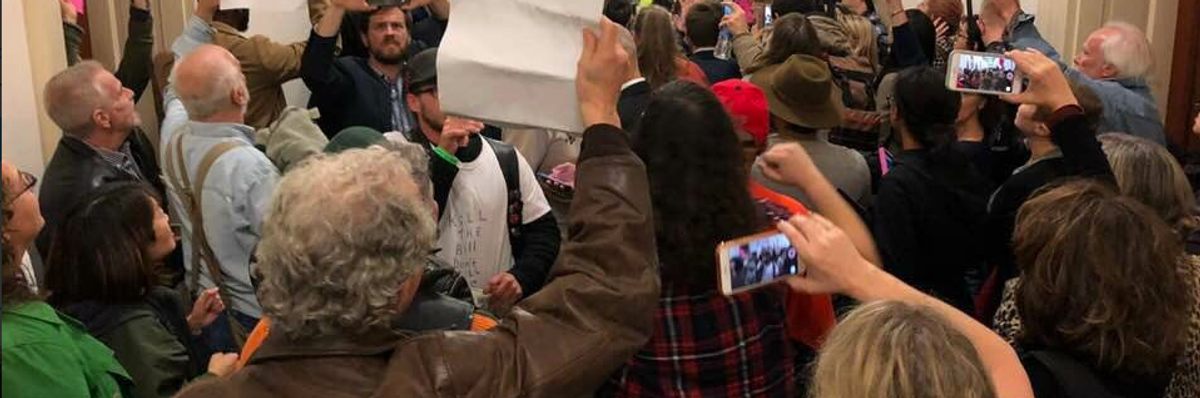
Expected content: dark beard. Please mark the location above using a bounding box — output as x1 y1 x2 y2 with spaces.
422 113 444 132
371 47 405 65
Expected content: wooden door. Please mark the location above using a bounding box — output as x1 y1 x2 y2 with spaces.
1167 0 1200 150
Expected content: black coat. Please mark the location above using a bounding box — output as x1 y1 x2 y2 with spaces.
690 50 742 84
618 80 652 136
37 129 165 258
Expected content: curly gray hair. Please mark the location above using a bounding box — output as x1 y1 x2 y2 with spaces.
256 145 436 340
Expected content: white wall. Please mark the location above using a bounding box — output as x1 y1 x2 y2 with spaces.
2 0 47 177
245 6 314 108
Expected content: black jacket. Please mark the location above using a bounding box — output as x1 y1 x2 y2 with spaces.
37 130 165 257
981 112 1115 319
301 31 421 137
690 50 742 84
618 80 652 136
873 150 994 313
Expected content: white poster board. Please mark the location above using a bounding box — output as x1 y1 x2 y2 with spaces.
438 0 603 134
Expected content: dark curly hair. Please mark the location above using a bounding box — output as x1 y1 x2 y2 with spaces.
635 81 766 292
1014 180 1191 383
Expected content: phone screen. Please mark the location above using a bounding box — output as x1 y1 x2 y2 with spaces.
764 5 774 26
723 232 801 293
950 51 1019 94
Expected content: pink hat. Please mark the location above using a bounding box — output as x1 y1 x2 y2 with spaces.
712 80 770 147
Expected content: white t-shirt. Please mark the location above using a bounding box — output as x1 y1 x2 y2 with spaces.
436 139 552 290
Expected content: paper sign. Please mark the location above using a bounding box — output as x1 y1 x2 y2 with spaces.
438 0 604 134
220 0 304 12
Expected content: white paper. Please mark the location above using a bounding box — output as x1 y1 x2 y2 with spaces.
221 0 304 12
438 0 603 134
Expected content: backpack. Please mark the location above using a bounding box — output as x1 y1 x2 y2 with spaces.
828 56 884 152
485 137 525 252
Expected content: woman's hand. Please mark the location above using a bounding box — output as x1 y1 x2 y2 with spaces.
187 288 225 336
576 18 628 129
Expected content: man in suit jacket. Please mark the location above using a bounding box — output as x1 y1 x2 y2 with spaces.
616 25 651 135
686 2 742 84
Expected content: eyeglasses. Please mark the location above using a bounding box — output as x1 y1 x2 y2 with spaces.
14 170 37 200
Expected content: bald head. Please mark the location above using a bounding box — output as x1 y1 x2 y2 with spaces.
173 45 249 122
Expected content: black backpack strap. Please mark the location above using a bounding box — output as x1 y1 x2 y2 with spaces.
1022 351 1125 398
486 138 524 249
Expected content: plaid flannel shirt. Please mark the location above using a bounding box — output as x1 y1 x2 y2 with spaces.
599 287 808 398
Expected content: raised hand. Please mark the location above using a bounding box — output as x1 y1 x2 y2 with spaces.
439 117 484 154
576 18 628 129
196 0 221 22
756 143 820 188
332 0 376 12
719 1 749 36
1001 49 1078 113
59 0 78 25
777 214 875 296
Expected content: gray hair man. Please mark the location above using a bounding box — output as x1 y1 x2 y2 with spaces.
986 0 1166 145
159 0 280 354
36 60 168 262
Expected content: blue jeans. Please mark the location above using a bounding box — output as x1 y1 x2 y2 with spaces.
200 309 259 355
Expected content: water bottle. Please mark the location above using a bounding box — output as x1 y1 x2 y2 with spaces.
714 5 735 60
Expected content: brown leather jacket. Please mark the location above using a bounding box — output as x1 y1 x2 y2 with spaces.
174 124 659 398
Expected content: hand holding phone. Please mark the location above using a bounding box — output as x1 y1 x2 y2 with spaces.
945 50 1024 96
999 49 1080 114
717 230 805 295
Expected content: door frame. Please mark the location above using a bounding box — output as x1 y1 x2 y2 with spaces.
1166 0 1199 150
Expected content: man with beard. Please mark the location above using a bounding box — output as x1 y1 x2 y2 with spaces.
211 8 307 129
302 0 417 136
393 48 561 313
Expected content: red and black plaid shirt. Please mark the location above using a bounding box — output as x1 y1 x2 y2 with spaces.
599 287 810 398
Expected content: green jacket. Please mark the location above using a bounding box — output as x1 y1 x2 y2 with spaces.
2 301 133 398
64 297 210 398
63 6 154 103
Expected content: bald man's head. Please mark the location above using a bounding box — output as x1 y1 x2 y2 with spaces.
173 45 250 121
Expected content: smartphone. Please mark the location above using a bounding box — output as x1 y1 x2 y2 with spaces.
764 4 774 26
537 172 574 193
946 50 1024 95
717 230 804 295
367 0 409 6
723 4 734 15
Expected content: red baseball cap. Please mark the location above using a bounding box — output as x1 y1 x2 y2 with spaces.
712 80 770 147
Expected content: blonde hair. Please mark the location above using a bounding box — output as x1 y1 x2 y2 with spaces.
837 12 880 72
810 301 998 398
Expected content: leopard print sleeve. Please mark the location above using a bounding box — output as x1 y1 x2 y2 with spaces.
991 278 1024 349
1164 256 1200 398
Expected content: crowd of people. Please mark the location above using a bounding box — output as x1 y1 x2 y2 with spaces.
2 0 1198 397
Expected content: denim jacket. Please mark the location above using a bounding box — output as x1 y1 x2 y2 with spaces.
1007 12 1166 145
159 16 280 318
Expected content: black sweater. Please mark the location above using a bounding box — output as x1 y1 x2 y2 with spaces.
873 149 994 313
